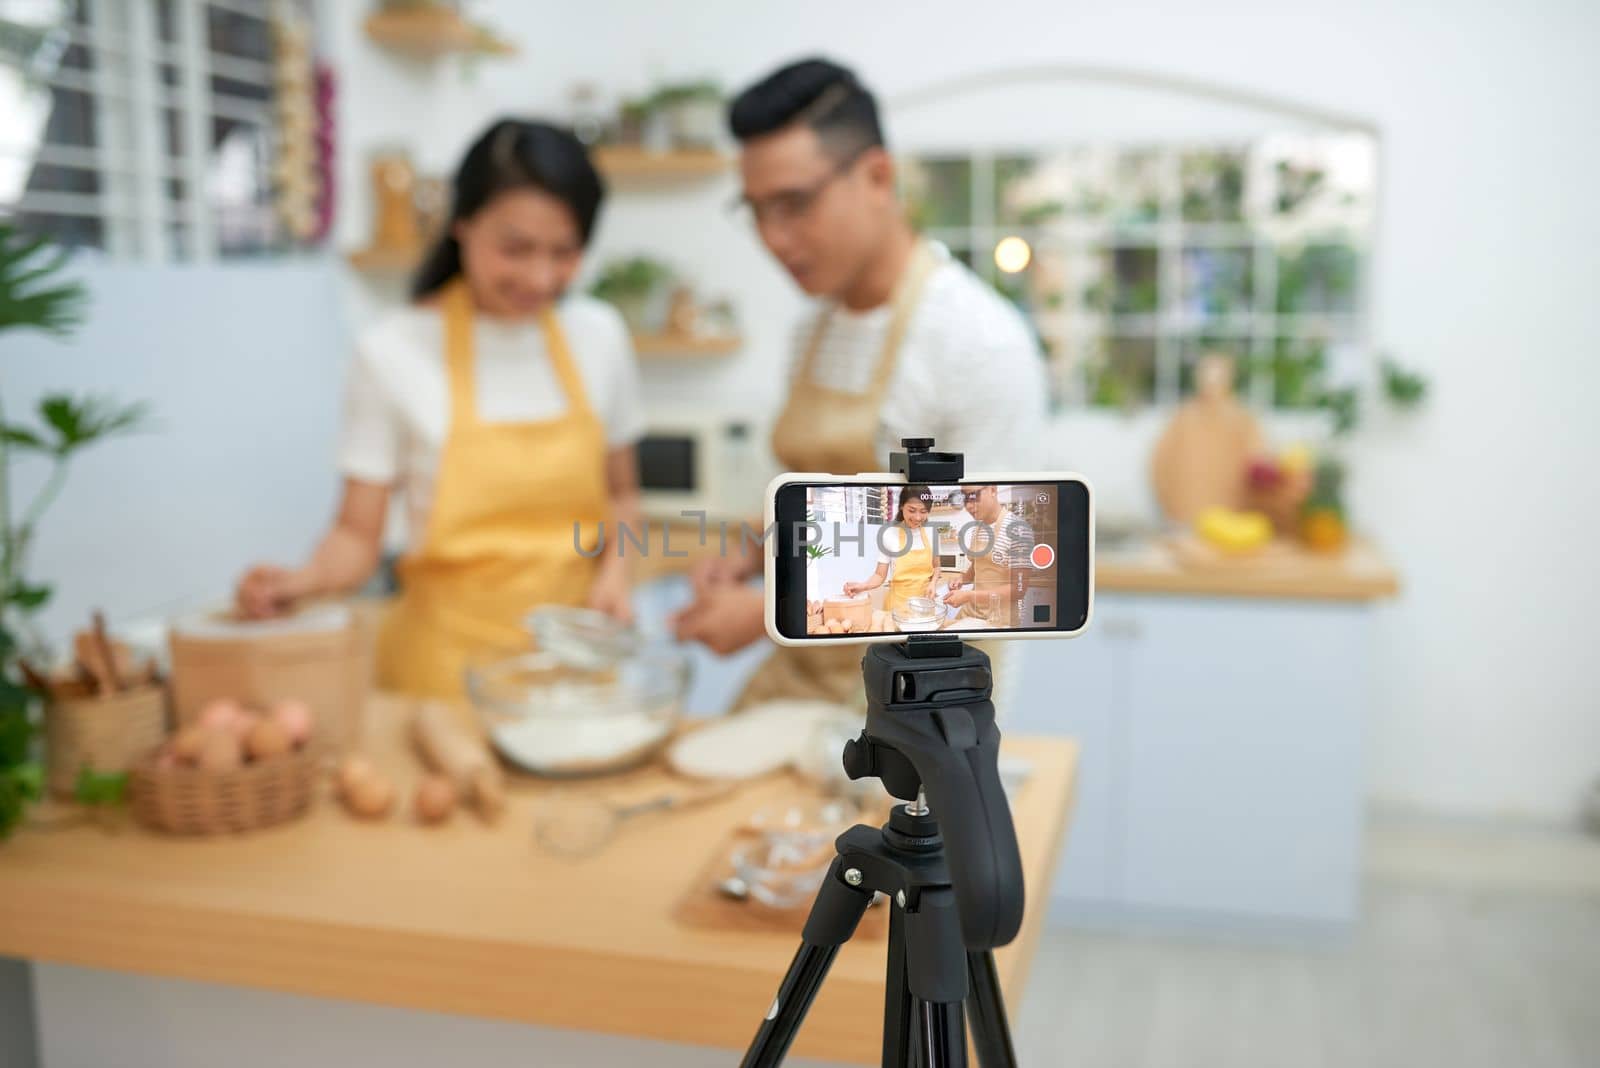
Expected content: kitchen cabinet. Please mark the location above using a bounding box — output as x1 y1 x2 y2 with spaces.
1010 591 1376 935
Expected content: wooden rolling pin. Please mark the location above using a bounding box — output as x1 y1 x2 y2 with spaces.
411 701 506 823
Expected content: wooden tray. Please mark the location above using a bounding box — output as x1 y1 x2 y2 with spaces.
673 825 889 940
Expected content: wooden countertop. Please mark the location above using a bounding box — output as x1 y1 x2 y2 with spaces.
1096 536 1400 602
632 520 1400 602
0 697 1078 1064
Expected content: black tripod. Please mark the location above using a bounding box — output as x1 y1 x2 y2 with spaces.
742 440 1023 1068
739 637 1022 1067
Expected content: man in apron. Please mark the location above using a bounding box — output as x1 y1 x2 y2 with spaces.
945 485 1037 628
672 58 1048 709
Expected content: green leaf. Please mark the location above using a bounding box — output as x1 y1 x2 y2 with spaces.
0 704 34 766
38 393 153 455
0 763 44 840
6 580 51 610
1 424 49 452
73 767 128 806
0 222 88 336
1380 356 1428 409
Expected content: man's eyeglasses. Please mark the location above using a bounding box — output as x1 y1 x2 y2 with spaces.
727 148 867 228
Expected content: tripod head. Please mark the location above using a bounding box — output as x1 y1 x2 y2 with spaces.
836 438 1026 951
841 640 1024 951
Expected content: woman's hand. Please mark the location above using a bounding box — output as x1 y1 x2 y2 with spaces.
235 564 310 619
672 584 764 656
842 580 865 598
587 560 635 624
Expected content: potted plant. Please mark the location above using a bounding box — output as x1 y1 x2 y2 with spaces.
650 80 723 150
1 224 150 838
587 256 674 334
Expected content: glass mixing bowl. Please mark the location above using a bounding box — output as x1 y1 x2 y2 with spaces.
892 596 943 633
465 646 690 777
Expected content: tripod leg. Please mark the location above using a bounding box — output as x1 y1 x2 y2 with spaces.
901 887 969 1068
883 906 912 1068
740 859 873 1068
915 1000 965 1068
964 951 1018 1068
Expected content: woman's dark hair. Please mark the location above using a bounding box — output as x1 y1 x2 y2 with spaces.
896 484 932 522
411 119 605 299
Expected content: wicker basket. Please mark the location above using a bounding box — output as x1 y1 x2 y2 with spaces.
129 743 320 835
44 683 169 799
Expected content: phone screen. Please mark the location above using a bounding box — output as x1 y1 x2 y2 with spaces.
772 479 1091 641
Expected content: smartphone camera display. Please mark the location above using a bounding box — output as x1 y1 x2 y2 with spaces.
771 477 1092 644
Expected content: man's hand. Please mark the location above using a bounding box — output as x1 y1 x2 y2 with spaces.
688 553 756 597
672 583 765 655
943 587 977 609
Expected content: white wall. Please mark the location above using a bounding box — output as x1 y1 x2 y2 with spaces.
7 260 349 640
9 0 1594 823
328 0 1600 821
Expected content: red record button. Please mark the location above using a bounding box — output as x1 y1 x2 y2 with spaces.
1030 544 1055 569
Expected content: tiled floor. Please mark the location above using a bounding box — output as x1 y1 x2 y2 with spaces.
1014 820 1600 1067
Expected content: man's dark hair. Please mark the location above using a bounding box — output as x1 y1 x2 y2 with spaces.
727 57 885 160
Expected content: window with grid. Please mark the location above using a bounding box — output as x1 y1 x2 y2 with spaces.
0 0 322 261
900 134 1375 412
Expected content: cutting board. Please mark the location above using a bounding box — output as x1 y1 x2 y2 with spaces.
1150 356 1264 524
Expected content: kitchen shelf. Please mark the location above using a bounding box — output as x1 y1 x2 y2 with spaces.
593 146 730 181
345 246 420 274
632 333 742 358
364 8 516 59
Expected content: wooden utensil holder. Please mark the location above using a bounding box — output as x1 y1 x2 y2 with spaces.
43 683 169 799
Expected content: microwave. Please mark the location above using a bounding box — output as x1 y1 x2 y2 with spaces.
636 413 774 522
929 520 970 574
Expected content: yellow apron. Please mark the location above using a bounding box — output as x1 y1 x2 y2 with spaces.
884 525 936 615
376 278 609 698
954 529 1017 627
731 241 940 711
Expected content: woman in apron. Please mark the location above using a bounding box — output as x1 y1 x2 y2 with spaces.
840 483 938 613
235 120 641 698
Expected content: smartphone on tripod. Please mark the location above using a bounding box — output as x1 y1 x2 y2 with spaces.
765 471 1094 645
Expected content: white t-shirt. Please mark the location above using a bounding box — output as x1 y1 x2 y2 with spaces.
791 246 1049 470
338 294 643 550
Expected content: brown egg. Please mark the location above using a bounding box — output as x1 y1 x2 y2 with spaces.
344 774 395 820
412 774 458 825
337 755 376 796
841 619 855 633
230 709 262 739
197 698 243 734
826 620 845 634
245 719 292 762
269 698 315 746
171 725 210 765
197 730 242 772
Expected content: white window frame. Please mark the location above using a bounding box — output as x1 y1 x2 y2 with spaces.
0 0 299 261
